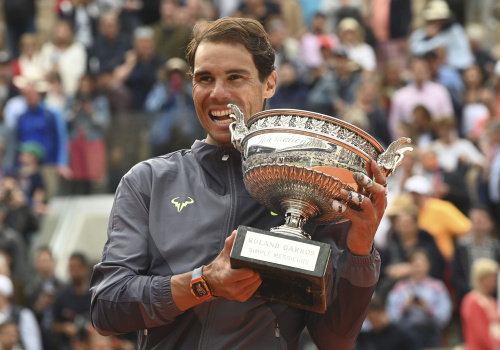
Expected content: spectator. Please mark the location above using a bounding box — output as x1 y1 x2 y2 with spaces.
307 46 361 117
24 247 62 350
53 252 92 350
423 49 465 118
40 20 87 97
17 142 46 214
430 116 486 173
266 17 303 75
113 26 163 111
268 61 309 110
386 249 452 349
271 0 305 39
0 206 28 284
462 65 490 141
410 105 434 147
59 0 100 49
145 57 202 157
353 78 392 147
10 34 44 80
2 0 36 58
408 0 473 71
233 0 281 25
300 12 338 69
428 117 486 213
0 274 42 350
378 210 445 299
466 23 496 81
65 74 110 194
481 120 500 227
0 52 16 105
404 175 471 261
151 0 192 62
370 0 412 70
389 56 453 139
87 11 132 76
12 76 70 197
0 322 22 350
378 61 404 113
336 17 376 73
461 258 500 350
354 296 418 350
0 176 38 246
453 206 500 305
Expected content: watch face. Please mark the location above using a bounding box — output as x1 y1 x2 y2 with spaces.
191 276 212 300
195 282 208 297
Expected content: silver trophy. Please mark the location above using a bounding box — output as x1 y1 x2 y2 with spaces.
228 104 412 313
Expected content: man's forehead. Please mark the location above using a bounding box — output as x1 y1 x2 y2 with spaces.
193 42 255 73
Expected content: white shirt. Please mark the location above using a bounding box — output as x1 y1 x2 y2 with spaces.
431 138 486 172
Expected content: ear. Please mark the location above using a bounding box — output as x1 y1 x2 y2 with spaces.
263 71 278 99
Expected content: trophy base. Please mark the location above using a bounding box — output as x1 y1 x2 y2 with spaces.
230 226 333 313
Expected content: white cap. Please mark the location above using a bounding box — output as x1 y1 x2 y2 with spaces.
423 0 451 21
0 275 13 298
404 175 432 195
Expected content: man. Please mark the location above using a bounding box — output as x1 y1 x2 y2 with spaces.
408 0 473 71
404 175 470 261
53 252 92 350
113 26 164 111
13 77 71 197
0 274 42 350
452 206 500 304
90 17 386 350
389 56 453 139
87 11 132 75
24 247 62 350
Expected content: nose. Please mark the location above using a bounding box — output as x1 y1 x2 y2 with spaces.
210 79 231 101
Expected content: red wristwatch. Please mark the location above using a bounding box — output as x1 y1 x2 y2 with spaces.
190 266 214 301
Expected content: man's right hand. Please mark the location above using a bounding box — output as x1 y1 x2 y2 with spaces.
203 231 262 302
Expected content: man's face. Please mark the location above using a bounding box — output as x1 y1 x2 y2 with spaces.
192 42 277 148
36 250 55 277
411 59 430 84
69 257 88 285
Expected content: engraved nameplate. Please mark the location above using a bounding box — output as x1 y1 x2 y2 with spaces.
240 231 320 271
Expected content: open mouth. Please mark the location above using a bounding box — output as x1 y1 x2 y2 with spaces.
210 108 234 124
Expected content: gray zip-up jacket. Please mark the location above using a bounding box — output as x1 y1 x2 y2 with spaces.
90 140 381 349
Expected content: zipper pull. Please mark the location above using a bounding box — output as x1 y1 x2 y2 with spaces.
222 154 229 161
275 323 280 338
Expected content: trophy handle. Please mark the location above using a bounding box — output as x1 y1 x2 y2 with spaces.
376 137 413 177
229 104 249 153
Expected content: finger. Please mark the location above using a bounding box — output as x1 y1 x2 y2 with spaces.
370 160 386 186
352 172 386 195
344 189 365 206
236 276 262 302
223 231 237 255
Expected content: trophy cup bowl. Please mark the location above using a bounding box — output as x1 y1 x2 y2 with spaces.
228 104 412 313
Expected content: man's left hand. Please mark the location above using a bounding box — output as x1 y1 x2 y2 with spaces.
332 160 387 256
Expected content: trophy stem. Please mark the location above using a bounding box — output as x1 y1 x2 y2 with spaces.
270 199 319 239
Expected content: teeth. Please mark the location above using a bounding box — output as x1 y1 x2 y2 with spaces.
213 118 233 124
211 109 233 117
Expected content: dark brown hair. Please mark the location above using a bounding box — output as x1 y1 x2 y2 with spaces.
186 17 275 82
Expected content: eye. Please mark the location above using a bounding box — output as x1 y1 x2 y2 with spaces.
197 75 213 83
228 74 242 81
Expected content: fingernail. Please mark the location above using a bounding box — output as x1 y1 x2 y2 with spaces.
340 188 348 197
353 172 373 188
331 200 347 214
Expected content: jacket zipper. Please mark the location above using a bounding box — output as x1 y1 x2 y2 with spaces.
198 150 238 350
275 322 282 349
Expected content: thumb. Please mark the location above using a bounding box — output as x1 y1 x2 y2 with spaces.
223 230 237 255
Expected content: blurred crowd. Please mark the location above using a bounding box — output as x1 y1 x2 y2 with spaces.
0 0 498 349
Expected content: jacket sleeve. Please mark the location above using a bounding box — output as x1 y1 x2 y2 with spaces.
89 168 183 335
307 224 381 350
